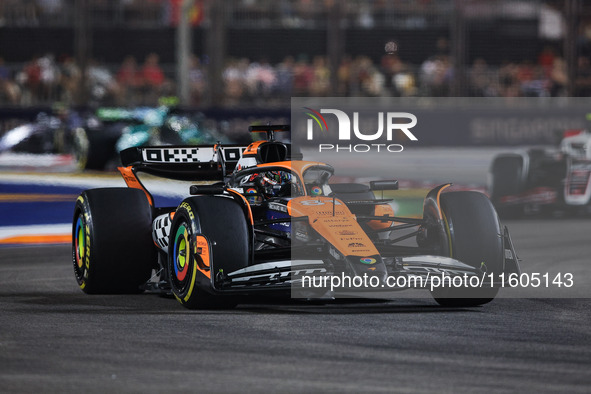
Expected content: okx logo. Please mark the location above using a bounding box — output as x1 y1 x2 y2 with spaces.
303 108 418 153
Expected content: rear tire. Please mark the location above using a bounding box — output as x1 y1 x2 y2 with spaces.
72 188 156 294
431 191 504 307
168 196 250 309
74 124 122 171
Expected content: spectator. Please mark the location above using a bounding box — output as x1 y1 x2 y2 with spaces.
23 56 42 103
116 55 141 105
117 55 140 87
309 55 330 96
538 45 556 76
521 66 551 97
336 56 352 96
420 55 451 96
380 53 400 96
256 59 277 98
292 55 313 96
141 53 165 87
0 58 20 104
469 58 493 97
358 56 384 96
550 57 567 97
188 55 207 106
223 58 246 105
498 61 520 97
140 53 166 104
244 59 277 99
275 56 294 97
38 53 60 102
86 59 118 105
516 60 535 85
58 55 80 103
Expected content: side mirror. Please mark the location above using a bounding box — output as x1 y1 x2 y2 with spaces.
370 180 399 191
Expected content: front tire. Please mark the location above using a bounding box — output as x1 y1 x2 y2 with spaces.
431 191 504 307
167 196 250 309
72 188 156 294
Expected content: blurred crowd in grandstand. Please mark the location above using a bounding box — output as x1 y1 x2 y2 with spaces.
0 0 588 107
0 46 584 107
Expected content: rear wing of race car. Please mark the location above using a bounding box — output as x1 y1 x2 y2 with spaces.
118 125 295 204
118 144 248 206
120 144 248 181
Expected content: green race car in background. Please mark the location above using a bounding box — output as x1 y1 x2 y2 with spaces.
74 106 229 170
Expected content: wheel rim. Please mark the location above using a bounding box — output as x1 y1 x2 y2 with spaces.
73 212 89 289
74 215 85 269
172 223 193 292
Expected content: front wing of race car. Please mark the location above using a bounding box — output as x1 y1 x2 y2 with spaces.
208 218 520 295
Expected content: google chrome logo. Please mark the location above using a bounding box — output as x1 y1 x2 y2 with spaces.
360 257 376 265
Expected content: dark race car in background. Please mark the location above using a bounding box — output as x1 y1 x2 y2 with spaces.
489 129 591 217
0 106 229 171
0 106 83 155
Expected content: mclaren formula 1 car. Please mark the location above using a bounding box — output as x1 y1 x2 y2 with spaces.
73 125 520 309
489 129 591 216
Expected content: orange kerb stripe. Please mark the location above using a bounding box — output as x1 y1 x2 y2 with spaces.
0 194 79 202
0 234 72 245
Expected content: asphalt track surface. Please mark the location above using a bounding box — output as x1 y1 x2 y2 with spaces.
1 220 590 393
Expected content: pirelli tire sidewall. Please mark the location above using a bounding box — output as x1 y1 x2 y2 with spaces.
72 188 156 294
167 200 211 305
167 196 249 309
73 195 93 292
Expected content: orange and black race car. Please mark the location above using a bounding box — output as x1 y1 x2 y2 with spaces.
72 125 520 309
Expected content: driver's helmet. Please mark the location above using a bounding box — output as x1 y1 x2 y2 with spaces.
249 170 293 198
